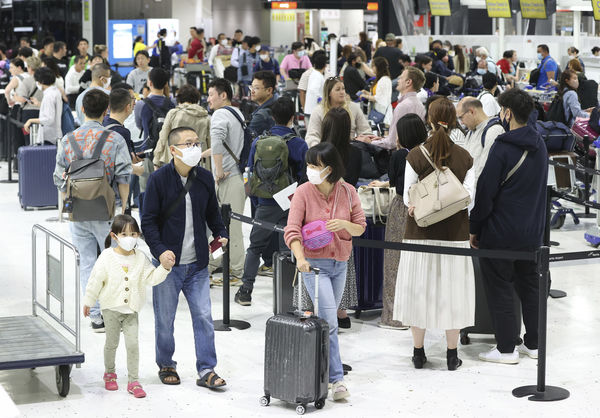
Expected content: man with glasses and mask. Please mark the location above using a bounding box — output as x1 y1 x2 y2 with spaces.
456 97 504 186
75 63 112 125
141 126 229 389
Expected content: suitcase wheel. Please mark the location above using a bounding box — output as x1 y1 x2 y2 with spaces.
296 404 306 415
460 332 470 345
259 395 270 407
315 398 325 410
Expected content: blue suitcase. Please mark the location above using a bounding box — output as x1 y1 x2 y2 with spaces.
352 219 385 317
17 145 59 209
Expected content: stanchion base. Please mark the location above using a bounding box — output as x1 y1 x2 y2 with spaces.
213 319 251 332
549 241 560 247
512 385 570 401
0 179 17 184
549 289 567 298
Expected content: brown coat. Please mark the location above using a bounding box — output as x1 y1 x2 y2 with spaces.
404 140 473 241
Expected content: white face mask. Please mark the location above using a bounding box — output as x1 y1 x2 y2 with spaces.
296 50 305 58
103 77 111 89
220 39 228 46
260 54 269 61
116 236 138 252
255 45 261 52
175 145 202 167
306 166 329 185
36 82 42 90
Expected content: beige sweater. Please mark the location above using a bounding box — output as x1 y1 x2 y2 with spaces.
153 103 211 169
83 248 170 313
305 101 372 148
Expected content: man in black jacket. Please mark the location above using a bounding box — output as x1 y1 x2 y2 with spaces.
343 53 367 101
470 88 548 365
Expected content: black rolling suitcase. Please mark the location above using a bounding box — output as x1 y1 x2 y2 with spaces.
352 219 385 317
262 268 329 415
272 251 296 315
460 258 522 345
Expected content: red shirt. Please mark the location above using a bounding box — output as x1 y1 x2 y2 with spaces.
496 58 512 75
188 38 204 61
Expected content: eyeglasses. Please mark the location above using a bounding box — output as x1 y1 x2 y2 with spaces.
175 140 200 148
250 85 263 91
457 111 468 120
326 76 341 82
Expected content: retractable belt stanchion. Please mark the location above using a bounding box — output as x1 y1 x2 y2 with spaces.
576 135 595 219
214 203 250 332
0 114 17 184
512 245 570 401
545 185 567 299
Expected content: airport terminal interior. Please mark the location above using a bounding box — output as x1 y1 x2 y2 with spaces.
0 0 600 417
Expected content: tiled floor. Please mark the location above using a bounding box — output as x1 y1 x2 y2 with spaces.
0 169 598 418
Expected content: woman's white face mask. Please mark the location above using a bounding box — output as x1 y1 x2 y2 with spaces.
306 166 329 185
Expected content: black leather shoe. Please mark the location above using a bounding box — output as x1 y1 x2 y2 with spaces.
412 354 427 369
447 356 463 371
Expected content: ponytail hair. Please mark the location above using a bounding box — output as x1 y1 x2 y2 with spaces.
426 97 456 167
104 214 141 248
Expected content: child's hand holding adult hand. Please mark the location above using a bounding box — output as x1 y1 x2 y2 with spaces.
159 250 176 268
83 305 90 317
161 256 175 270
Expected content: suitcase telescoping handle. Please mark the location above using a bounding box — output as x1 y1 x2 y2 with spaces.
296 266 320 318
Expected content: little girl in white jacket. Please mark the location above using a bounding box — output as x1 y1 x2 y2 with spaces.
83 214 174 398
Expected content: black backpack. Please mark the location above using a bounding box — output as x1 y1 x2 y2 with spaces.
150 39 171 70
222 106 254 173
546 94 568 125
143 97 171 152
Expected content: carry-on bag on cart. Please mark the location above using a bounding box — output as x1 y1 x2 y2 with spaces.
460 258 522 345
352 219 385 317
18 143 58 209
262 267 329 415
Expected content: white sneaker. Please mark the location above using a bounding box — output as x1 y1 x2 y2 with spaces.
478 347 519 364
517 343 538 359
331 380 350 401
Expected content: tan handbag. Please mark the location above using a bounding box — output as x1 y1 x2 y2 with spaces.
357 186 396 223
408 145 471 227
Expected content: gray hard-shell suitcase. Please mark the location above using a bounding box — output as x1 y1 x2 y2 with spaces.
262 268 329 415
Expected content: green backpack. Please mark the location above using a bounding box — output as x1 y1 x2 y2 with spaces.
250 132 296 198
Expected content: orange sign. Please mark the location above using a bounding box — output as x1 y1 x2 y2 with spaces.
272 2 297 9
367 2 379 10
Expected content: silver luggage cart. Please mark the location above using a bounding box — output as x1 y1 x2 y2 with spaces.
0 225 84 397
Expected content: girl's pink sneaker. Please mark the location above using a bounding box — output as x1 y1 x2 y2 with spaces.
127 381 146 398
103 373 118 391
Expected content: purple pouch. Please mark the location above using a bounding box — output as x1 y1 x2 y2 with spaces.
301 220 333 250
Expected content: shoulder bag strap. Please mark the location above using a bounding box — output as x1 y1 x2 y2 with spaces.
419 144 439 172
221 106 245 165
501 150 528 186
67 133 84 160
163 168 196 222
92 131 111 160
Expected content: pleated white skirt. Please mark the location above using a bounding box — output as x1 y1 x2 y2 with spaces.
393 239 475 330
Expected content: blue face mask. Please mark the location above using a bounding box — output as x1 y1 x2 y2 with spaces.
537 53 543 61
477 69 486 75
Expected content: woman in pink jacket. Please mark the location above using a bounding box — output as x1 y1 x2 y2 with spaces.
284 142 366 401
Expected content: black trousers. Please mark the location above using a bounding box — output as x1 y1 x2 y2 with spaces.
479 256 539 353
